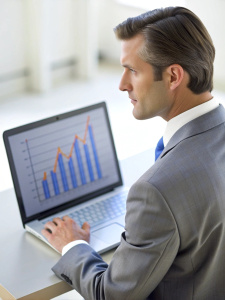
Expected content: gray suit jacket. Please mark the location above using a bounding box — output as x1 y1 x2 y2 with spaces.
52 105 225 300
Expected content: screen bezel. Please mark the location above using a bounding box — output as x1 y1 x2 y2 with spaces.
3 102 123 227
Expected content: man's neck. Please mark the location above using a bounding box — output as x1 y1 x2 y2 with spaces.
163 98 218 146
165 91 213 122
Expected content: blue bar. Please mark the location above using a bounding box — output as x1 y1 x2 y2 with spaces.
68 157 77 188
74 139 86 185
88 125 102 178
42 180 50 199
84 144 94 181
58 153 69 192
51 171 60 195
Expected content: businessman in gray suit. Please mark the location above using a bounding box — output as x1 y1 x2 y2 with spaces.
42 7 225 299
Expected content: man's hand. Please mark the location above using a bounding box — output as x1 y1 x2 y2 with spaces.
41 216 90 253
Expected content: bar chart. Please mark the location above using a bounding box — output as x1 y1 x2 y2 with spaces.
24 115 103 201
7 104 120 217
40 116 102 200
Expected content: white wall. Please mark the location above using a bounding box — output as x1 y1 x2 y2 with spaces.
0 0 98 98
0 0 225 98
0 0 27 74
98 0 225 91
49 1 77 62
24 0 78 92
0 0 28 96
185 0 225 91
97 0 145 62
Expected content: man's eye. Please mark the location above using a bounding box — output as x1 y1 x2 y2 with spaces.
130 68 135 73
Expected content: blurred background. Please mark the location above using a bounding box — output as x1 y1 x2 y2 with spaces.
1 0 225 193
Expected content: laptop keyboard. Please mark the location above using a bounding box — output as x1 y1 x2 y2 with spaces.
42 190 127 228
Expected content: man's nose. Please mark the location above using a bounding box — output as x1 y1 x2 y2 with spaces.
119 72 132 92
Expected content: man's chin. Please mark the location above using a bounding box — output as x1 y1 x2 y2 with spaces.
132 108 155 120
132 108 146 120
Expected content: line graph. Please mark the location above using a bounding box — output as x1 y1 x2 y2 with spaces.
7 104 121 218
52 116 90 173
40 116 102 199
25 115 102 201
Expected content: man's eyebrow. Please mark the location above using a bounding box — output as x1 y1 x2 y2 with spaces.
121 64 134 69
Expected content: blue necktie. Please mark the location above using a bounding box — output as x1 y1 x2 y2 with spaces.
155 136 164 161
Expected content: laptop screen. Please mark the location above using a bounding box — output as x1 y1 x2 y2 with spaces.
3 102 123 225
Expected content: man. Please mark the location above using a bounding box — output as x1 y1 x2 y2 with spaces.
42 7 225 299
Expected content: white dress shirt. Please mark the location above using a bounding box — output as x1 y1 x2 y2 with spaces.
62 240 88 255
163 99 219 146
62 99 219 255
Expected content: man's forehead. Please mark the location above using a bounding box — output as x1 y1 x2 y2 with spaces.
120 34 145 64
121 34 144 52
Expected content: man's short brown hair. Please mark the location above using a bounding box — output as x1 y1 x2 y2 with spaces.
114 7 215 94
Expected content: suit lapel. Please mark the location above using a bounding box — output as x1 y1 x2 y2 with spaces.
160 104 225 159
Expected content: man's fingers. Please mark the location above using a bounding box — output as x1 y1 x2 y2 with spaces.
61 216 90 233
52 217 64 226
41 228 52 239
62 215 80 227
82 222 90 232
43 218 62 234
44 221 56 232
62 215 72 221
41 216 90 249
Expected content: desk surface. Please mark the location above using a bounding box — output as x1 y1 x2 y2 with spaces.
0 149 154 300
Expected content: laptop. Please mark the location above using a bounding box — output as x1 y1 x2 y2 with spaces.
3 101 128 254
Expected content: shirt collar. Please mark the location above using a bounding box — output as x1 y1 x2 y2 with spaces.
163 99 219 146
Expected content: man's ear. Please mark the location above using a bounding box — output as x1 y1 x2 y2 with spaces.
165 64 184 90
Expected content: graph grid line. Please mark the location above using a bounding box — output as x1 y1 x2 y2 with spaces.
39 116 102 200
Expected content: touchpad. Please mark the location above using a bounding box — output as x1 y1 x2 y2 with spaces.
92 223 124 244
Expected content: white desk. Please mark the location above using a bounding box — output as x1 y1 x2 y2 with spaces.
0 149 154 300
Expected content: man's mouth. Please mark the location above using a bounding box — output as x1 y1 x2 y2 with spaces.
130 98 137 105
